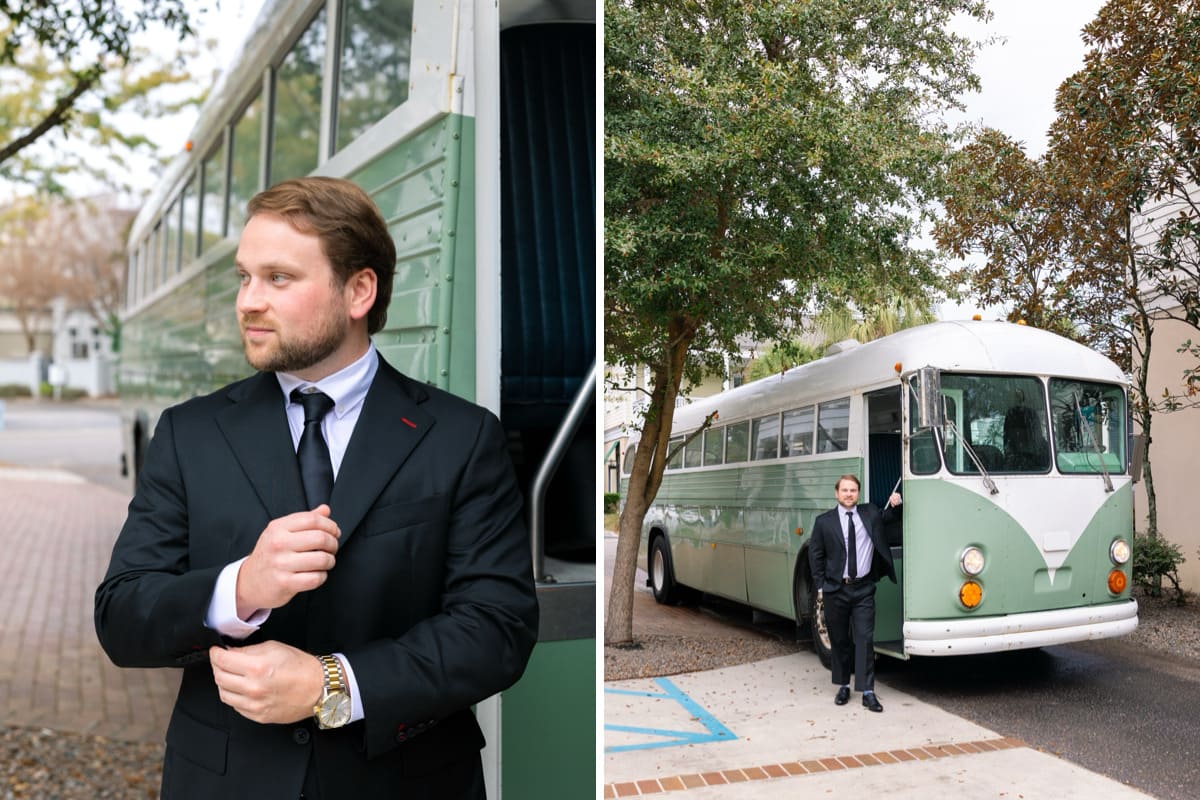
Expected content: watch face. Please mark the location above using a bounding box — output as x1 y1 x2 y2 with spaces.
319 693 352 727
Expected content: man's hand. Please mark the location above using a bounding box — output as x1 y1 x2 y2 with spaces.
236 505 340 619
887 492 903 508
209 641 324 725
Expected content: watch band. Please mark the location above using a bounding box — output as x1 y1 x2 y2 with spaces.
319 654 346 695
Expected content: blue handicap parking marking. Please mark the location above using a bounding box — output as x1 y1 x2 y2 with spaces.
604 677 737 752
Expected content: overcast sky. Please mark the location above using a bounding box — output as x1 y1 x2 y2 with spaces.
951 0 1106 157
937 0 1107 318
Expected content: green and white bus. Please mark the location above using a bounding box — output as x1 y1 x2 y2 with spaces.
119 0 595 795
625 320 1137 665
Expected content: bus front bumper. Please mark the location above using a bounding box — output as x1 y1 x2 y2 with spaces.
903 599 1138 656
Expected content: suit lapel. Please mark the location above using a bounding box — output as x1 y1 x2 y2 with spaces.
328 358 434 543
216 372 308 525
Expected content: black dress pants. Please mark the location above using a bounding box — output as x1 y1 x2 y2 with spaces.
823 579 877 692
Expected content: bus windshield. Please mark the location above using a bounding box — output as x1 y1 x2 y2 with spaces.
1049 379 1126 474
940 374 1050 474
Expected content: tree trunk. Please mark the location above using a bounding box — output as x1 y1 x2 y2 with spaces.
604 324 694 646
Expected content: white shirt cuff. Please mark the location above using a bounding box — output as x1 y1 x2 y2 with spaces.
334 652 365 722
204 558 270 638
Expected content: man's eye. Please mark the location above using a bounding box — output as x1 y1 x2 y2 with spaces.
271 274 288 283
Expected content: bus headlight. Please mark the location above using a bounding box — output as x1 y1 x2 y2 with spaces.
960 546 985 576
1110 539 1131 565
1108 569 1128 594
959 581 983 609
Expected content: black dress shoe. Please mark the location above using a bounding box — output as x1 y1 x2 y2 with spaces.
834 686 850 705
862 692 883 713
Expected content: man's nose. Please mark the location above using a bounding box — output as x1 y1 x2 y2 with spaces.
237 278 267 312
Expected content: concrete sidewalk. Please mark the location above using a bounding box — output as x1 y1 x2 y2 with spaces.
604 651 1152 798
0 467 179 743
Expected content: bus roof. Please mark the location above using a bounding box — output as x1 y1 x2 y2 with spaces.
670 320 1128 433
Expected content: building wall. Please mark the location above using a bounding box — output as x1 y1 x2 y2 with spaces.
1134 314 1200 589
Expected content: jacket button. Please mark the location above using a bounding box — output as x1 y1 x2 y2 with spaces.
293 727 311 745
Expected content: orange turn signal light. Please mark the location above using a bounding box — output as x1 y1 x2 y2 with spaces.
972 313 982 321
1108 569 1127 594
959 581 983 608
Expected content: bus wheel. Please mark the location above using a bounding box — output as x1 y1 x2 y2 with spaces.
806 581 833 670
649 535 680 605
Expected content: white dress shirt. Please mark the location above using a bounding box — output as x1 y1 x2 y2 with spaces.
204 344 379 723
840 505 874 581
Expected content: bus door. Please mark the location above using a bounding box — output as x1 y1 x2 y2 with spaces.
864 387 905 657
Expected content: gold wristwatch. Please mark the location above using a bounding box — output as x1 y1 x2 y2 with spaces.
313 654 351 729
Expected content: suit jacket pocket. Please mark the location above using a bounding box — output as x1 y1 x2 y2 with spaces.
165 706 228 775
359 496 448 538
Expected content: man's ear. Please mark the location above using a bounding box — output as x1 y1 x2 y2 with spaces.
345 268 377 322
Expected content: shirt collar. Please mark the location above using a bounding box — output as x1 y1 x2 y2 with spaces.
275 343 378 419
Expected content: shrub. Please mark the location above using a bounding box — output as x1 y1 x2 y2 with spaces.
603 493 620 514
1132 532 1186 604
0 384 32 398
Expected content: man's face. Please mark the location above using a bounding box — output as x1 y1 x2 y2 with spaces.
836 479 859 509
235 213 351 378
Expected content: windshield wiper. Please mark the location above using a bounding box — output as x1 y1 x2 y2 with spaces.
1074 392 1115 493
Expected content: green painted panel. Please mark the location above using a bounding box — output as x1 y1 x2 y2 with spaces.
647 456 862 613
875 554 903 642
501 637 594 799
901 479 1133 620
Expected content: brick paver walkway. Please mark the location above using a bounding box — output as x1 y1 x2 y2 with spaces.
0 469 179 743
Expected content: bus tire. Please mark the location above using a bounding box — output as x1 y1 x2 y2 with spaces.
648 534 681 605
806 580 833 670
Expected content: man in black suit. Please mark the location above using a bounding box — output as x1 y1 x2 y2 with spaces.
808 474 899 713
95 177 538 798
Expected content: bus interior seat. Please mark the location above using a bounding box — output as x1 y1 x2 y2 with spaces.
1003 406 1047 471
971 444 1002 471
499 23 595 563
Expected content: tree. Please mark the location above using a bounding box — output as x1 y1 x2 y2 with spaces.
0 194 131 355
604 0 986 646
1049 0 1200 537
0 197 67 353
0 1 199 190
58 196 135 351
933 128 1082 339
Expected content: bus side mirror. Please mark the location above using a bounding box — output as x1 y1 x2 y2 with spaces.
912 366 944 430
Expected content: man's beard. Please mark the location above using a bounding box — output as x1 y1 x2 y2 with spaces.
241 310 348 374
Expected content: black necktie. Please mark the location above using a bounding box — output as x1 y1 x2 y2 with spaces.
846 511 858 580
291 388 335 507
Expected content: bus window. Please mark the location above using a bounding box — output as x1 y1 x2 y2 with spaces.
202 142 226 248
666 437 684 470
271 7 326 182
683 436 702 468
782 406 814 456
724 421 749 464
702 427 724 465
228 93 262 234
1050 379 1126 474
816 397 850 453
621 443 636 475
181 171 199 263
336 0 413 152
751 413 780 460
909 428 941 474
941 374 1049 473
163 197 180 278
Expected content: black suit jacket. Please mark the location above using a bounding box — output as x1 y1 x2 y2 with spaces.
808 503 898 594
95 357 539 799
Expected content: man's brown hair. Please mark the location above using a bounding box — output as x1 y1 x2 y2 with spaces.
246 177 397 334
835 474 861 491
